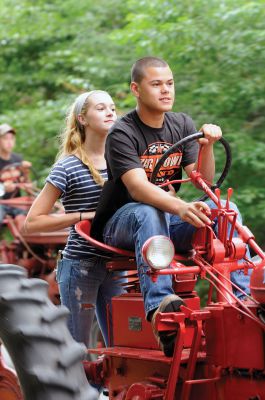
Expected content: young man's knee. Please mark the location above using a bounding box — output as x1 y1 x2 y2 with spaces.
135 204 169 224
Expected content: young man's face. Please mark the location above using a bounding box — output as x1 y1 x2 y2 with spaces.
132 66 175 113
0 132 16 155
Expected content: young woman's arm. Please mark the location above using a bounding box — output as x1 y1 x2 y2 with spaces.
23 182 95 234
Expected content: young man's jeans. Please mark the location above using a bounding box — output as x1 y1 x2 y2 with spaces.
56 256 125 347
103 200 251 319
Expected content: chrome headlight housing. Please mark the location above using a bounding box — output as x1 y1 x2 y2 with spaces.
142 235 175 270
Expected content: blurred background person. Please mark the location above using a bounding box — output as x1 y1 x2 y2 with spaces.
0 123 32 228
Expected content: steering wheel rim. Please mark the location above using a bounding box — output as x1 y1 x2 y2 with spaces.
150 132 232 200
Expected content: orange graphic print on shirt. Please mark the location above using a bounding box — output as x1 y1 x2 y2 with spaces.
140 142 182 185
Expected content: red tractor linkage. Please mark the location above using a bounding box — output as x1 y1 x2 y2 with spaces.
76 133 265 400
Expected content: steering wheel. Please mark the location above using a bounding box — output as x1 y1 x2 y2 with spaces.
150 132 232 201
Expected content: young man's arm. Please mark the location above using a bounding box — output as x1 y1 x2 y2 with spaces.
121 168 212 228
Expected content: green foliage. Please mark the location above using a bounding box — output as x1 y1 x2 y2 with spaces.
0 0 132 169
0 0 264 244
111 0 265 125
111 0 265 244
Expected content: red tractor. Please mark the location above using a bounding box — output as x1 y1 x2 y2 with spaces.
0 162 69 399
0 162 68 302
0 134 264 400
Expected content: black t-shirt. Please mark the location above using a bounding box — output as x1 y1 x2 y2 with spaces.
91 110 198 240
0 153 23 199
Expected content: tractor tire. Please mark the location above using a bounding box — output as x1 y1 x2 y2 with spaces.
0 264 95 400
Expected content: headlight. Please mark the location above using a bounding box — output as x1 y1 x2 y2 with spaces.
142 235 175 270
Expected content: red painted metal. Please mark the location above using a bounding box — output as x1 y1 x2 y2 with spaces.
125 382 164 399
0 345 23 400
0 197 67 268
205 304 264 370
77 164 265 399
0 195 33 209
2 148 264 398
76 219 135 257
250 266 265 304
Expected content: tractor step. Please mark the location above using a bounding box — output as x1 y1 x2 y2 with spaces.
87 346 206 364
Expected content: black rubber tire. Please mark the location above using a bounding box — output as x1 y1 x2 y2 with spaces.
0 264 92 400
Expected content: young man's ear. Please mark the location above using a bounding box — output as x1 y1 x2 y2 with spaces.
130 82 139 98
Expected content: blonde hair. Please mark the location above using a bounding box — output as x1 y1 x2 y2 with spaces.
56 90 108 186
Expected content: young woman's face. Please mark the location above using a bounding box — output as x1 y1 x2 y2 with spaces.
0 132 16 155
84 92 117 134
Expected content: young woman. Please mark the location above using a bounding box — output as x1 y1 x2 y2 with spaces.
24 90 124 349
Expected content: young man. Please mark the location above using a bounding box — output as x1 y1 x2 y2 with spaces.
91 57 250 356
0 123 31 227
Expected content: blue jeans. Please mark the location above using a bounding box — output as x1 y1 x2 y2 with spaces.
56 257 125 347
103 201 251 319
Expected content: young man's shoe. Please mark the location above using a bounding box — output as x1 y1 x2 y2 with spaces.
151 294 185 357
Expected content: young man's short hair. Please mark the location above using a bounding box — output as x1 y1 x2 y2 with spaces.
131 57 169 83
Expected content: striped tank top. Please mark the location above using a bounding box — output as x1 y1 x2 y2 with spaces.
46 155 108 259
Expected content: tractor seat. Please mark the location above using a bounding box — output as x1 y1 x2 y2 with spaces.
75 220 135 257
75 220 137 271
76 220 197 294
75 220 194 272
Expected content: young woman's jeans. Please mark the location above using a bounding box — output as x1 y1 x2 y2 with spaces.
56 256 125 348
103 200 251 319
